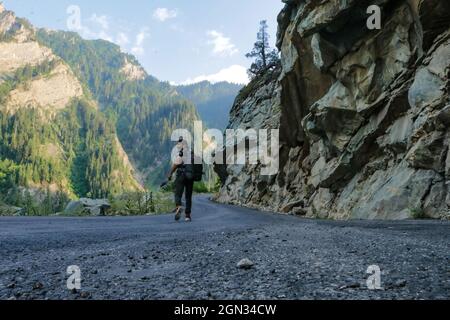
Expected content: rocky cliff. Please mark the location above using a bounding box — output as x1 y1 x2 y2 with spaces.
120 57 147 81
216 0 450 220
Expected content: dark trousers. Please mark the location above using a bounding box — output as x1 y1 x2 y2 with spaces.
174 174 194 215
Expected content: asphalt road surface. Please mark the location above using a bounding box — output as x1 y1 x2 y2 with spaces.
0 195 449 300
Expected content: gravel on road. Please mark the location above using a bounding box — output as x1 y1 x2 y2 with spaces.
0 195 449 300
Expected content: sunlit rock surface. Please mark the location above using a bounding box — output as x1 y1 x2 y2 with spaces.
216 0 450 220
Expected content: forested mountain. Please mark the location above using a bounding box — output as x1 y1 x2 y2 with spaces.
0 8 141 213
36 29 200 186
176 81 243 129
215 0 450 220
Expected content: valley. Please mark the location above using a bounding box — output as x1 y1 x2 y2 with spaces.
0 5 238 215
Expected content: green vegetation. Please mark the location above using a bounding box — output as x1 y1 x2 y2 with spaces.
410 207 428 220
0 60 59 103
110 191 155 215
193 181 220 194
0 159 18 192
0 81 13 103
5 188 69 216
157 178 220 194
109 191 174 216
246 20 280 79
0 16 228 216
176 81 242 129
0 99 138 207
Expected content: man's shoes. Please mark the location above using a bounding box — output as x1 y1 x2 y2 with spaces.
185 214 192 222
174 207 183 221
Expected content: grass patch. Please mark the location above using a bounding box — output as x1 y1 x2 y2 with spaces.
410 207 428 220
109 191 174 216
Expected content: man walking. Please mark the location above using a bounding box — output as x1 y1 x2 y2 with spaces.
167 137 194 222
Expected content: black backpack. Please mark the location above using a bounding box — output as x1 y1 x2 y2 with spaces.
183 153 203 182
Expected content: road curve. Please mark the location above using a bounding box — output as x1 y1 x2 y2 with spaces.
0 195 449 300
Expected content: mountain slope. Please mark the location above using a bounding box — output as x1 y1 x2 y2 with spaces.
0 8 141 211
176 81 243 129
36 30 200 186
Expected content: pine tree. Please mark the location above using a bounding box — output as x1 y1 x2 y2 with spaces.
246 20 280 79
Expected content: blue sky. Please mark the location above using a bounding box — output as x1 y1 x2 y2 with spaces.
3 0 283 84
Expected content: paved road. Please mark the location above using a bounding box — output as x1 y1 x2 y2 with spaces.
0 195 449 300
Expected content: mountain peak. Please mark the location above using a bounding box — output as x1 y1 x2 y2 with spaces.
0 5 15 34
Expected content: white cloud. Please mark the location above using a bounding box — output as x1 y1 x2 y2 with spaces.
77 25 113 42
153 8 178 22
180 65 249 85
96 30 113 42
67 10 113 42
131 28 150 56
207 30 238 57
66 8 150 56
68 13 148 56
90 14 109 30
116 32 130 47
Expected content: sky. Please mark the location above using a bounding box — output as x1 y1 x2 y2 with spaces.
3 0 283 85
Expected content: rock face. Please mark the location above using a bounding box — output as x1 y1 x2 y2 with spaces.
0 42 54 74
120 57 146 81
6 62 83 114
0 9 83 114
216 0 450 220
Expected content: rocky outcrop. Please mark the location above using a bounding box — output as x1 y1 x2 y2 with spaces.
0 42 54 74
5 62 83 114
120 57 146 81
0 8 53 79
64 198 111 216
216 0 450 220
0 9 83 114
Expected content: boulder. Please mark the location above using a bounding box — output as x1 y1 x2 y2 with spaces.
64 198 111 216
0 204 25 216
237 258 254 270
406 132 446 173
